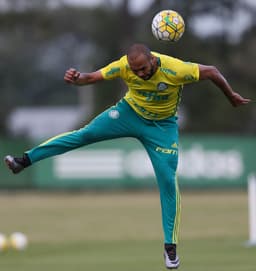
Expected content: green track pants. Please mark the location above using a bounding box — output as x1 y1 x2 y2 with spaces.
26 99 181 244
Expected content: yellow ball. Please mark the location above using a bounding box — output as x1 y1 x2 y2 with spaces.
152 10 185 42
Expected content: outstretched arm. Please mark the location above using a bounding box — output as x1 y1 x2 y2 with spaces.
64 68 104 85
198 64 251 107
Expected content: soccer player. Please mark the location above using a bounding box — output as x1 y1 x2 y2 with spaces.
4 43 250 269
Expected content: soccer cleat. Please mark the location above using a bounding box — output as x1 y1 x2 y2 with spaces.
4 155 30 174
164 244 180 269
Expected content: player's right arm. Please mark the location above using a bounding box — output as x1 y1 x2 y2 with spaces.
64 68 104 85
64 58 124 86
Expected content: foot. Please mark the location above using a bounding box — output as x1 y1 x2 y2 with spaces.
4 155 28 174
164 244 179 269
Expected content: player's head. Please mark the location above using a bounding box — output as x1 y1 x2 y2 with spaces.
127 43 157 80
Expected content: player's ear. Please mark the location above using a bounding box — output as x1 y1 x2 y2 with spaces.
150 55 156 65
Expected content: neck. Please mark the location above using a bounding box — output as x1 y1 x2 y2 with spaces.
152 56 159 73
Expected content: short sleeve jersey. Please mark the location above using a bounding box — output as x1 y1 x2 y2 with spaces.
100 52 199 120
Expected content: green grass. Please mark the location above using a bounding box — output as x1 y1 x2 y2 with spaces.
0 190 255 270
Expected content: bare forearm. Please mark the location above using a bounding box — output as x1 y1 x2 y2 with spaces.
74 73 94 85
209 68 235 101
199 64 251 107
64 69 104 85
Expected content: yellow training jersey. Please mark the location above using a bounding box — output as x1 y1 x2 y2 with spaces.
100 52 199 120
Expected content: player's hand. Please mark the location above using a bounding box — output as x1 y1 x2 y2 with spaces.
64 68 81 84
230 93 251 107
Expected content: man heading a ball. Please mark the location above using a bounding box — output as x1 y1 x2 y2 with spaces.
5 43 251 269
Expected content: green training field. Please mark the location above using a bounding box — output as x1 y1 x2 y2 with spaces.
0 190 255 271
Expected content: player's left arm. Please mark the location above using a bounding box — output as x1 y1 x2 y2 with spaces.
198 64 251 107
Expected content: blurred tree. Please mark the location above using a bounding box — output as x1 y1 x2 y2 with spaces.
143 0 256 134
0 0 255 135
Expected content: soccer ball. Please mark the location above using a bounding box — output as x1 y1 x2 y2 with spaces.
151 10 185 42
0 233 8 252
9 232 28 250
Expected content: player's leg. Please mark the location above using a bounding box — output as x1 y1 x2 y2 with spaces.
5 99 139 173
139 116 180 269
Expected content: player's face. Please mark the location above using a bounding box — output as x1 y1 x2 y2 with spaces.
128 54 155 80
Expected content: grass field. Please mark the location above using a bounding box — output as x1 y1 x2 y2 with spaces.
0 190 255 271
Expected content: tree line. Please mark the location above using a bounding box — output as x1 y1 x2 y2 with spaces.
0 0 255 135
